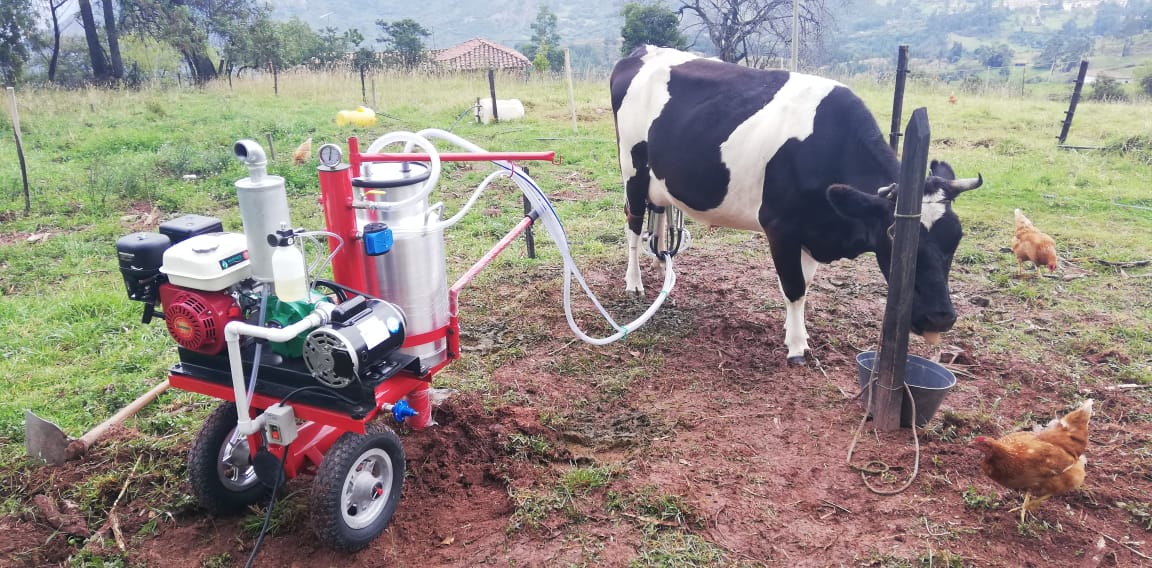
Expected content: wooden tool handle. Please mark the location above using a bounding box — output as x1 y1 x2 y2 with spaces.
65 379 171 460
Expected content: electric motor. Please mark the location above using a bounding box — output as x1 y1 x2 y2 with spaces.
302 296 406 388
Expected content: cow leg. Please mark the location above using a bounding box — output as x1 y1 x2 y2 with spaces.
625 227 645 294
622 143 650 295
624 199 647 294
770 242 817 365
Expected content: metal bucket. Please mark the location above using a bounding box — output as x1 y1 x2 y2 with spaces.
856 351 956 427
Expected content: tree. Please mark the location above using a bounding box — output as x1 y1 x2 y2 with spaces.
313 26 359 69
532 49 550 72
0 0 36 83
621 3 687 55
78 0 113 82
101 0 125 80
1121 0 1152 36
676 0 832 65
1093 2 1126 36
224 15 285 91
348 30 381 103
120 0 267 84
375 18 429 69
44 0 70 82
520 6 564 72
973 43 1014 70
946 41 964 64
1037 22 1092 72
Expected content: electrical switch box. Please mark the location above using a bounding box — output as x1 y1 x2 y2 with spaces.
263 403 298 446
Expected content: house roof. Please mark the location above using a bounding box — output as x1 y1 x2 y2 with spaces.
432 38 530 71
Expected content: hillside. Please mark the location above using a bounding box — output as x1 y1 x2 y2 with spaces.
266 0 628 59
264 0 1152 79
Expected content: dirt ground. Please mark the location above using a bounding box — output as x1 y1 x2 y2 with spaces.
3 234 1151 567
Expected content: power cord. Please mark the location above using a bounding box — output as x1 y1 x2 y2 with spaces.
244 387 354 567
244 441 289 568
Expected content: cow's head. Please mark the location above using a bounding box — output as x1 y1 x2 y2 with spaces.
826 160 982 336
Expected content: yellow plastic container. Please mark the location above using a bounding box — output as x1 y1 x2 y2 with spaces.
336 106 377 127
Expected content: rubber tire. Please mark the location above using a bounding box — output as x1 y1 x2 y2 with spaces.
309 423 405 552
187 402 271 515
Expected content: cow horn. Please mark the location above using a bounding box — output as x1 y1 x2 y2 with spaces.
944 173 983 193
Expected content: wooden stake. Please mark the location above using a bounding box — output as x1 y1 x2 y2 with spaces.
6 87 31 215
488 68 499 123
888 45 908 154
565 48 577 133
873 108 931 431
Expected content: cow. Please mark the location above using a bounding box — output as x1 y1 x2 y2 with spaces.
610 46 982 365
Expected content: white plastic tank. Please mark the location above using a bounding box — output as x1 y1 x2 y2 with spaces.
476 98 525 125
357 161 450 368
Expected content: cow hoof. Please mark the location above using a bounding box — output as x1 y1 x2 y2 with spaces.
787 355 807 366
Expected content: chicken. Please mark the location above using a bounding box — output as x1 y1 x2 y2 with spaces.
970 399 1093 522
1012 208 1058 276
292 137 313 166
948 93 958 105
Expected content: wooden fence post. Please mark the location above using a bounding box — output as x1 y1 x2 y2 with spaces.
1058 60 1089 145
873 107 931 431
889 45 909 153
5 87 30 215
488 68 499 123
564 48 577 134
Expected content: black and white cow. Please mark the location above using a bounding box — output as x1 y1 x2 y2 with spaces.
611 46 982 364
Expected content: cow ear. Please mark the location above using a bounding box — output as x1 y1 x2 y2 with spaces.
929 160 957 180
827 184 892 220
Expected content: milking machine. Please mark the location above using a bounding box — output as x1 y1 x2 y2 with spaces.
113 129 683 552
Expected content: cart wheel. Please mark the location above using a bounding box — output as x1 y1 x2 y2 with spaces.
310 423 405 552
187 402 270 514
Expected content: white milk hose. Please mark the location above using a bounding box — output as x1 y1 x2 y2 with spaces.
366 128 677 346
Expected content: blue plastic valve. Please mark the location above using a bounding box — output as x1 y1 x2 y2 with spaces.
364 223 393 256
391 400 418 424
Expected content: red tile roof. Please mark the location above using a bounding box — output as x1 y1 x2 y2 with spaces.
432 38 530 71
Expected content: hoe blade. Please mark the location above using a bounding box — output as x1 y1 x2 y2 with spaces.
24 410 70 466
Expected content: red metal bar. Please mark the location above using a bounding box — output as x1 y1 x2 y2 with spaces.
171 373 374 433
358 151 556 164
449 215 537 316
277 422 344 477
446 314 461 362
318 163 367 292
349 136 363 177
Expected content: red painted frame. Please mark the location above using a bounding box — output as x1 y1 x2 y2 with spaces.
172 137 547 478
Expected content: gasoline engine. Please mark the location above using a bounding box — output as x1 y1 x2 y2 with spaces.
113 139 435 419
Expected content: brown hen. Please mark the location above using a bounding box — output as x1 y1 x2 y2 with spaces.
971 399 1093 522
292 137 313 166
1012 208 1057 276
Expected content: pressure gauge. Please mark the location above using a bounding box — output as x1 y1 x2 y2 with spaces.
318 143 343 167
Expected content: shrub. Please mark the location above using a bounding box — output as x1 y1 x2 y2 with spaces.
1087 75 1130 103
